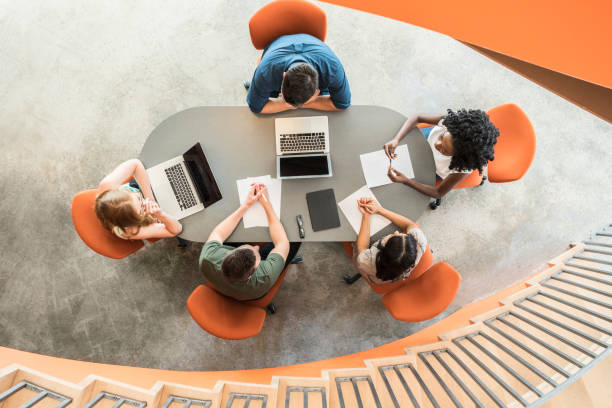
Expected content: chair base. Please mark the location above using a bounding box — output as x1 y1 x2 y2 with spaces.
243 80 251 90
290 255 303 264
343 273 362 284
267 303 277 314
177 237 189 248
429 198 442 210
480 175 487 186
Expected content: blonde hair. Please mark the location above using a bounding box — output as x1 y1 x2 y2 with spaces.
94 189 156 236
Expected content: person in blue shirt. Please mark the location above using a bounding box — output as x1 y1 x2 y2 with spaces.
246 34 351 114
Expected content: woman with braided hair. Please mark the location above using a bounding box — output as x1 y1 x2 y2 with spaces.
351 198 428 285
384 109 499 208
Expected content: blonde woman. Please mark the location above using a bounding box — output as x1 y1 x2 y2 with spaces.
95 159 182 240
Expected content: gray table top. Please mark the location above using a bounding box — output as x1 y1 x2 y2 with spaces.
140 106 435 242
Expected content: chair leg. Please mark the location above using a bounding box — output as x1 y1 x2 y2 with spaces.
429 198 442 210
343 273 362 284
177 237 189 248
480 175 487 186
267 303 277 314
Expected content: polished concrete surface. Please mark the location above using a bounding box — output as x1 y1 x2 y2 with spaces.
0 0 610 371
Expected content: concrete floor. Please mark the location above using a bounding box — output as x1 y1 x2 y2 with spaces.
0 0 610 371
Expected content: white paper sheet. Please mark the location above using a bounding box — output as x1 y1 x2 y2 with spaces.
236 175 282 228
337 185 391 236
359 144 414 188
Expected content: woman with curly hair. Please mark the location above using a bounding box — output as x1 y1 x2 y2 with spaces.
95 159 182 240
384 109 499 207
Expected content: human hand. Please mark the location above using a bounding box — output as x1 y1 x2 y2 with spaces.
384 139 399 159
244 185 260 207
357 199 370 216
143 198 162 217
388 166 409 184
363 199 382 215
253 183 271 206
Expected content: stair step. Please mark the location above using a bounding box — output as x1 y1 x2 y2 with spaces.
219 382 277 408
273 376 329 408
325 368 386 408
365 355 421 407
155 382 220 408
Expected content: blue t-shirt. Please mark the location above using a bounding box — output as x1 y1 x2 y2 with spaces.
246 34 351 113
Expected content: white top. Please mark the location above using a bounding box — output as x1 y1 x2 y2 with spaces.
427 120 473 179
355 227 428 285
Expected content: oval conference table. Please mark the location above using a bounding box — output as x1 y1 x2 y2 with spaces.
140 106 435 243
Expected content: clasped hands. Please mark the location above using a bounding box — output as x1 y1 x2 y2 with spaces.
357 197 382 216
244 182 270 207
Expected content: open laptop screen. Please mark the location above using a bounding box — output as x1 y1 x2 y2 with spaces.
183 143 222 207
279 154 331 178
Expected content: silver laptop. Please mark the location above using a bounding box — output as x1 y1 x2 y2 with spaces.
275 116 333 179
146 143 222 220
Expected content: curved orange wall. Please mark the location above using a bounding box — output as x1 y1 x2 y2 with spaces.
321 0 612 89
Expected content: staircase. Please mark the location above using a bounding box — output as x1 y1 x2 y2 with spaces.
1 226 611 408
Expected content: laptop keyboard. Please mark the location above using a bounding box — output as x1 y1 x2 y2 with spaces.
164 164 198 210
280 132 326 153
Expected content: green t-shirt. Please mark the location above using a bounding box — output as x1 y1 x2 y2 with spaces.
199 241 286 301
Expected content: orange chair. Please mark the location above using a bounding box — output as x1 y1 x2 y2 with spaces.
188 264 291 339
486 103 536 183
187 285 267 340
72 189 143 259
342 242 434 295
249 0 327 50
417 124 485 210
382 262 461 322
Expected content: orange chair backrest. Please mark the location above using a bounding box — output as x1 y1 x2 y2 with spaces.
187 285 266 340
249 0 327 50
487 103 536 183
71 189 143 259
382 262 461 322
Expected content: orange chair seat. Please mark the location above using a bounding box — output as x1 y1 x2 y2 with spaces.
72 189 143 259
187 285 266 340
382 262 461 322
487 103 536 183
249 0 327 50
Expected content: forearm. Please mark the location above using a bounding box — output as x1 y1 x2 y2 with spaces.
210 205 249 241
99 159 140 191
356 215 371 252
401 178 444 199
392 114 445 143
263 202 288 246
132 160 155 200
156 212 183 235
301 95 340 111
378 208 416 232
260 98 295 114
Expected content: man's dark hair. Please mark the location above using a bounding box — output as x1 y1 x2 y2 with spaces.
282 63 319 107
222 248 257 282
444 108 500 174
375 234 418 282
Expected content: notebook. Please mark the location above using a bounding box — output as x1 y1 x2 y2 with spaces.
305 189 341 232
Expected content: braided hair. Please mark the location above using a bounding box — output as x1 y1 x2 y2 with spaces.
443 109 499 174
375 234 418 282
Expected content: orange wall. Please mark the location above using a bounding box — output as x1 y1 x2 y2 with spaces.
320 0 612 89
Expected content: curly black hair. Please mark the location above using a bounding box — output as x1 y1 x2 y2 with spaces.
375 234 417 282
443 109 499 174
